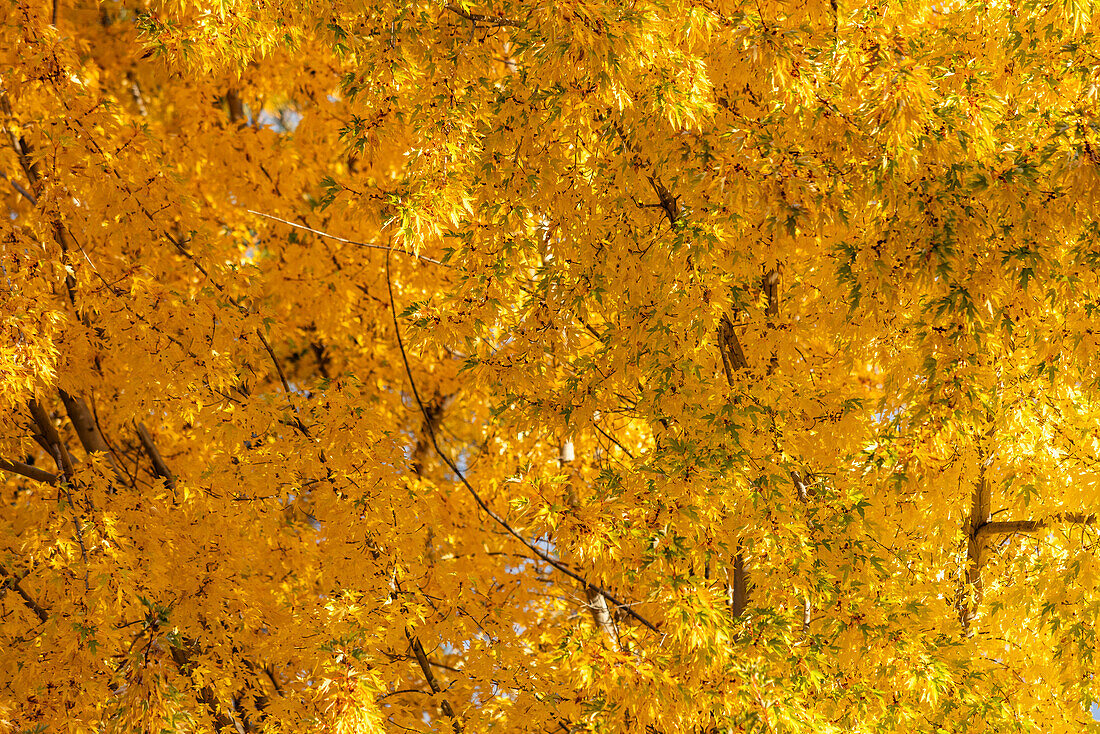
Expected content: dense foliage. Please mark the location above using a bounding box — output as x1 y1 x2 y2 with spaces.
2 0 1100 731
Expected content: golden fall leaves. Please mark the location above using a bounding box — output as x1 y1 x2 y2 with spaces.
2 0 1100 732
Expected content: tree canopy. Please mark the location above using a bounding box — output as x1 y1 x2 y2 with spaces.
2 0 1100 731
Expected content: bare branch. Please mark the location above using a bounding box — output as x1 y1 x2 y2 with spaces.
256 328 292 396
0 457 58 485
1 170 36 204
136 423 176 490
0 566 49 623
59 389 111 455
407 629 463 731
977 513 1097 540
717 313 750 380
247 209 445 266
28 400 75 476
59 390 126 483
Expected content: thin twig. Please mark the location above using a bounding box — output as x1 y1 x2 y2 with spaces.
256 328 292 396
376 688 429 702
443 2 524 27
593 423 636 461
385 250 661 635
247 209 445 266
1 171 36 205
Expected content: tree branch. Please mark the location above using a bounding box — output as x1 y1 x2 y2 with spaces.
0 457 58 485
406 629 463 731
646 175 681 226
256 328 292 396
59 389 126 482
717 313 749 381
247 209 444 266
443 2 524 27
0 170 37 204
59 389 110 454
977 513 1097 540
730 553 748 617
28 400 75 476
170 642 245 733
584 585 621 651
0 566 49 623
1 95 80 308
959 431 993 636
561 440 623 647
385 251 661 635
136 423 176 490
716 314 750 615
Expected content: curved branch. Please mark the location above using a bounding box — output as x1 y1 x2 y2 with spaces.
385 251 661 635
248 210 445 266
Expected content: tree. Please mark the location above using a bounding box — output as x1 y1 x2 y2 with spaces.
1 0 1099 731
